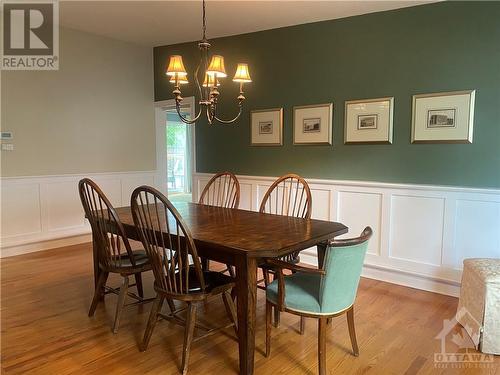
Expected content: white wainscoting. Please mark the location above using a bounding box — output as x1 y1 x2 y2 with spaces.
0 171 158 257
193 172 500 297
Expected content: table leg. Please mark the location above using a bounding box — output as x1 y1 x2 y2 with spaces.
235 256 257 375
317 242 327 269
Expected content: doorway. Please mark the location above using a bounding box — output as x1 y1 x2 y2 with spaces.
155 97 195 202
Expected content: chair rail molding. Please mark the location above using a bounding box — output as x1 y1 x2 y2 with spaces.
193 172 500 297
0 170 158 258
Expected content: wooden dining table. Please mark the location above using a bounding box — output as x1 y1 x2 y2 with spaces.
92 201 348 375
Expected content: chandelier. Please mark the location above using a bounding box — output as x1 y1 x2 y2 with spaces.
166 0 252 125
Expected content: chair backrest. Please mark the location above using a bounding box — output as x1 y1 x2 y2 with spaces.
131 186 205 298
259 173 312 219
319 227 372 314
78 178 135 270
198 172 240 209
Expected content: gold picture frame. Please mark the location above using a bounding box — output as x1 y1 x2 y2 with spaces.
250 108 283 146
293 103 333 145
411 90 475 144
344 97 394 144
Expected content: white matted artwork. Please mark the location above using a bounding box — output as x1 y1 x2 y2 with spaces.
411 90 475 144
344 97 394 144
250 108 283 146
293 103 333 145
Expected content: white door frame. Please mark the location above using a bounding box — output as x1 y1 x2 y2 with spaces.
154 96 196 194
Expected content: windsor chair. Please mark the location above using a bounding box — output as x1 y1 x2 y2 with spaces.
131 186 238 375
198 172 240 277
78 178 152 333
259 173 312 326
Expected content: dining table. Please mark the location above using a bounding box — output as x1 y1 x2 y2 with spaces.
91 201 348 375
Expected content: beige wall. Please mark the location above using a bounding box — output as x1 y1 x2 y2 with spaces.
1 27 155 177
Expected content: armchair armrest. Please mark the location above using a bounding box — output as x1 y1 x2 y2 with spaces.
264 259 325 275
264 258 325 312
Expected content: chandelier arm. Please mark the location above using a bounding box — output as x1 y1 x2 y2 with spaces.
194 58 203 100
206 105 214 124
213 105 243 124
176 102 203 124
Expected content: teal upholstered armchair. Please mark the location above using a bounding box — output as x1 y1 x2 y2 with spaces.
265 227 372 375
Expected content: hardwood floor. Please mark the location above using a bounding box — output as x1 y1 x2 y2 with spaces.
1 243 498 374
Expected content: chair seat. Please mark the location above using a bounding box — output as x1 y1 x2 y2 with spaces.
162 267 235 296
108 249 150 271
266 273 322 314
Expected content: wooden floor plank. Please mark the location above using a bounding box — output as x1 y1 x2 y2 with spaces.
1 243 498 374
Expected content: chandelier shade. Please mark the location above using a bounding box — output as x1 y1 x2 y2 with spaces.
166 55 187 76
233 63 252 83
206 55 227 77
169 75 189 85
202 74 220 87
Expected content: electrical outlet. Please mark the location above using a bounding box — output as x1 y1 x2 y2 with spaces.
1 132 13 140
1 143 14 151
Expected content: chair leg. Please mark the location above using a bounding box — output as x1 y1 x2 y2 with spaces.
300 317 306 335
112 275 129 334
227 264 236 278
222 290 238 336
141 294 164 351
134 273 144 299
263 269 270 287
273 307 280 328
201 258 209 271
318 317 327 375
272 273 280 327
88 270 108 317
265 301 272 358
181 303 197 375
166 298 176 313
346 306 359 356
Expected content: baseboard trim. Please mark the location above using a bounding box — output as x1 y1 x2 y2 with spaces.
1 233 92 258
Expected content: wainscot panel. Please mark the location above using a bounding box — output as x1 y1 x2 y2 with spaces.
194 172 500 297
0 171 157 257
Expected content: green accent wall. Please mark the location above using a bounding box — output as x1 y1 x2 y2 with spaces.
154 2 500 189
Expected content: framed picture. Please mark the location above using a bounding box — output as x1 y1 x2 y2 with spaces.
250 108 283 146
411 90 475 143
344 97 394 144
293 103 333 145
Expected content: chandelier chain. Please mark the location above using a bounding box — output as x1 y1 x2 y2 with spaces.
202 0 207 40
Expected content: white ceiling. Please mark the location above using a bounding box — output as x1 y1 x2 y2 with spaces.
60 1 436 47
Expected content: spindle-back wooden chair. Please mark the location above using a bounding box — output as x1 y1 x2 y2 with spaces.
78 178 151 333
198 171 240 209
131 186 238 375
198 172 240 277
259 173 312 325
259 173 312 265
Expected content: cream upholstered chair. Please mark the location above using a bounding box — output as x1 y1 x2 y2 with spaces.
265 227 372 375
457 258 500 355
